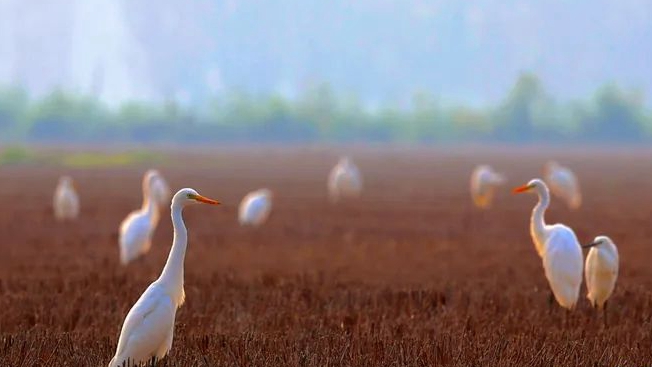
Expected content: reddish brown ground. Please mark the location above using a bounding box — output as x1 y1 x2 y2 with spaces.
1 147 652 366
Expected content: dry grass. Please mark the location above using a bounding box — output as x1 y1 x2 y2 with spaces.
1 147 652 366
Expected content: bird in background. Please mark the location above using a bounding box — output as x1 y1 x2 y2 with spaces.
118 170 161 265
53 175 80 221
109 188 220 367
148 169 171 209
469 164 506 209
583 235 619 314
328 156 363 202
513 179 583 310
544 161 582 210
239 188 273 228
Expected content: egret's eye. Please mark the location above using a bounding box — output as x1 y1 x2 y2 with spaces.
187 193 195 199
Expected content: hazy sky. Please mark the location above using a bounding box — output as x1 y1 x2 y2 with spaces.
0 0 650 107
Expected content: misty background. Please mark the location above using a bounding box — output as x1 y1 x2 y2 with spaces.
0 0 651 144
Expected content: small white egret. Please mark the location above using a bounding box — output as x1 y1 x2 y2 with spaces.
583 235 619 310
328 157 363 202
108 188 219 367
513 179 583 310
118 171 160 265
544 161 581 209
148 169 171 208
53 176 80 221
238 188 273 227
469 165 506 209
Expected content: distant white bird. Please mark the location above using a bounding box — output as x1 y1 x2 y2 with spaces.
109 188 219 367
513 179 583 310
469 165 506 209
148 169 171 208
583 235 619 310
53 176 80 221
118 171 160 265
544 161 581 209
328 157 363 202
239 188 273 227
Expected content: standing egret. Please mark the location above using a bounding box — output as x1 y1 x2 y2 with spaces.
583 235 619 311
53 176 80 221
544 161 581 209
513 179 583 310
328 157 363 202
119 171 160 265
469 165 506 209
148 169 171 208
108 188 219 367
238 188 273 227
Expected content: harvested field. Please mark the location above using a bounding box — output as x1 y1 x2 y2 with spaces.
1 147 652 366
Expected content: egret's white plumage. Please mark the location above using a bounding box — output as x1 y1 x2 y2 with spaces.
148 169 171 207
118 171 160 265
238 188 273 227
584 235 619 309
328 157 362 202
544 161 581 209
109 188 219 367
469 165 506 209
514 179 583 309
53 176 79 221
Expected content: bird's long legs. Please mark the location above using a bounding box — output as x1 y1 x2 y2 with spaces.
603 301 609 328
548 291 555 314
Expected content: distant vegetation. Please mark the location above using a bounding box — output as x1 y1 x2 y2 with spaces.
0 73 650 144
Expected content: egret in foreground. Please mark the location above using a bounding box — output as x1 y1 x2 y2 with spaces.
544 161 581 210
583 235 619 312
513 179 583 310
53 175 80 221
119 171 160 265
469 165 506 209
109 188 219 367
148 169 171 207
328 157 363 202
239 188 273 227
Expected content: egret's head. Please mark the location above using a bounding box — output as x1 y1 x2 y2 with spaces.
583 235 614 249
512 178 546 194
59 175 73 185
258 188 274 199
172 188 220 207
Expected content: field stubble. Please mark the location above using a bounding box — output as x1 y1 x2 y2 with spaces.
1 147 652 366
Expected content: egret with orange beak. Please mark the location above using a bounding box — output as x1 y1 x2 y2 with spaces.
513 179 583 310
109 188 219 367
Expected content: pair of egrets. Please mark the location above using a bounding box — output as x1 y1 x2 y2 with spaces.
514 179 618 312
470 161 582 210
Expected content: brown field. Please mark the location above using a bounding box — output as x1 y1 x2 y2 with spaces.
1 147 652 366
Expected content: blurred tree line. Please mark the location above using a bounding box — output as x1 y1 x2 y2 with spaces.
0 72 650 144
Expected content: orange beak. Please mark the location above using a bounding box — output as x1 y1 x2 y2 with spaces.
193 194 220 205
512 184 532 194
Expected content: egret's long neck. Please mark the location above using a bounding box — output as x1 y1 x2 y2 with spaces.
531 185 550 254
158 202 186 301
142 181 157 217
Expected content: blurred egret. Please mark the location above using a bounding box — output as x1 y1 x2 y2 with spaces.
513 179 583 310
108 188 219 367
583 235 619 311
118 171 160 265
53 175 80 221
239 188 273 227
328 157 362 202
148 169 171 208
470 165 506 209
544 161 581 209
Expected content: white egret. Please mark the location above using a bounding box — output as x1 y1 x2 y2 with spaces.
513 179 583 310
108 188 219 367
53 176 80 221
544 161 581 209
469 165 506 209
583 235 619 310
238 188 273 227
119 171 160 265
148 169 171 208
328 157 363 202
